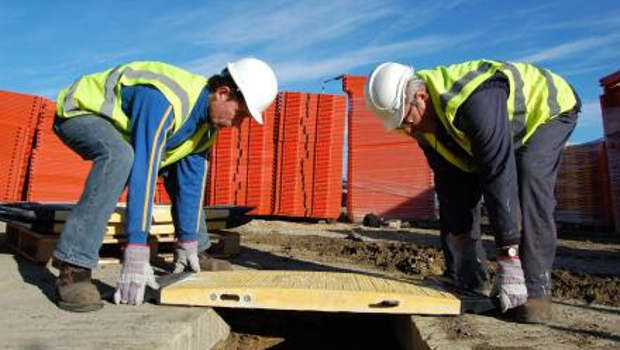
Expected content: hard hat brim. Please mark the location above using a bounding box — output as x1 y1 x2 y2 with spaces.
227 62 264 125
247 104 263 124
383 84 407 131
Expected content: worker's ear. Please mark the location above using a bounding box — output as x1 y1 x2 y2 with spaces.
213 86 233 101
414 89 429 103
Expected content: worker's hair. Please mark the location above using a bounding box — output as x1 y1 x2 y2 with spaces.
207 69 243 100
405 78 426 104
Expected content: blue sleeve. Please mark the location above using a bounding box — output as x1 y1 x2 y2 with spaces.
121 85 175 244
170 151 208 242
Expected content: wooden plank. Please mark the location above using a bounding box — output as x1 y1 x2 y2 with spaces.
151 206 173 223
149 224 175 234
160 271 461 315
101 234 176 244
4 222 176 265
207 219 227 232
54 208 123 222
52 223 175 235
5 223 58 263
208 231 240 258
54 205 174 224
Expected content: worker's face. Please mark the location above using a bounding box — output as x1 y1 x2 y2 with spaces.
397 92 426 136
208 86 249 128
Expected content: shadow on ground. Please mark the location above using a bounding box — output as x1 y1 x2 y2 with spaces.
214 308 414 350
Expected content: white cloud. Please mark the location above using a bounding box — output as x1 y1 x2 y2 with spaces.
517 33 620 63
538 11 620 31
513 2 559 16
274 33 477 84
189 0 394 50
182 53 241 76
562 63 618 77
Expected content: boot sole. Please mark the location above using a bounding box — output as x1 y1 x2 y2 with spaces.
58 301 104 313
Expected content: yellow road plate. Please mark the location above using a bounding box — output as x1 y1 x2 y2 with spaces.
160 271 460 315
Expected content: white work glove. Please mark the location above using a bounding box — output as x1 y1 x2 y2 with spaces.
173 240 200 273
114 244 159 305
491 253 528 312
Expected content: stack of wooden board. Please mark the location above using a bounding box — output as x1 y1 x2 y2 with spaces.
1 203 248 263
53 205 177 244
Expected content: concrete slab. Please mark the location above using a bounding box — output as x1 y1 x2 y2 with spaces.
0 233 230 350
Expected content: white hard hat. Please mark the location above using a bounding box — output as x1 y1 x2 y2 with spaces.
227 57 278 124
365 62 414 130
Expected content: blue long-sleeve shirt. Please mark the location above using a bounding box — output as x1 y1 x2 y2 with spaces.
120 85 210 244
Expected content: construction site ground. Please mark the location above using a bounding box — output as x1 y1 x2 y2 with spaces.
1 220 619 349
217 219 620 350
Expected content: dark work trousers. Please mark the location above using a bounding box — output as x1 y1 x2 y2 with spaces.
420 91 579 298
516 108 579 297
420 141 489 286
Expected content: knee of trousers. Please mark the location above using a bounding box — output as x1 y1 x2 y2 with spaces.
105 142 135 176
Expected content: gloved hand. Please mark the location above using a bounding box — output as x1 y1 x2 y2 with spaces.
491 250 528 312
173 240 200 273
114 244 159 305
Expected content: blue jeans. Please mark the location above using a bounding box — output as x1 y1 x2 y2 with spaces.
53 115 209 269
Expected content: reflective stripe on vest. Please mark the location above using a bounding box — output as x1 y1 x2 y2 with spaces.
500 62 527 147
417 59 577 172
160 124 218 168
417 132 477 173
96 66 191 125
57 61 207 134
56 61 215 168
439 61 494 113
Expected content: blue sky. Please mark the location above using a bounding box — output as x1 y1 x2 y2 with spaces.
1 0 618 144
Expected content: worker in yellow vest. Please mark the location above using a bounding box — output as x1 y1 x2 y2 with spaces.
365 60 580 324
52 58 278 312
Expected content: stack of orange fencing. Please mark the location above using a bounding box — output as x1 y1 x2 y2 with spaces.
207 92 346 219
309 94 347 218
25 98 131 203
246 103 278 215
273 92 346 218
554 140 613 229
206 102 277 215
342 76 436 222
0 91 42 201
0 91 130 203
155 178 171 204
601 71 620 232
25 99 94 202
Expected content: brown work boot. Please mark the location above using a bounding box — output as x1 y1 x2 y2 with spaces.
56 261 103 312
198 252 232 271
514 297 552 324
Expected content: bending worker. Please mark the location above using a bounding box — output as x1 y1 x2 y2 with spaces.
365 59 580 323
52 58 278 312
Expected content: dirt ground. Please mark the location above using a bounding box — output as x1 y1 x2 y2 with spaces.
212 219 620 350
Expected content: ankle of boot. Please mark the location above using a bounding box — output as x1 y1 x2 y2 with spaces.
58 261 93 285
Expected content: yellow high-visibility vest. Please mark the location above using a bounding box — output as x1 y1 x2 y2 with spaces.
56 61 217 167
415 59 577 172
